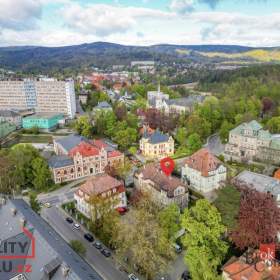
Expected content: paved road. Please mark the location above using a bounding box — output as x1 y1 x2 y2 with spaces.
41 206 127 280
204 133 224 156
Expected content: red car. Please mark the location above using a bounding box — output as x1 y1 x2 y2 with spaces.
116 207 128 215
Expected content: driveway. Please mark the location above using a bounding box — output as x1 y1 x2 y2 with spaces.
204 133 224 156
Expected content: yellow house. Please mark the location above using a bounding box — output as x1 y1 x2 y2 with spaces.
139 129 174 159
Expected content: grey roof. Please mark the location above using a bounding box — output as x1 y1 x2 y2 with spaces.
55 134 89 152
95 101 112 109
143 129 170 144
0 199 103 280
167 95 205 107
233 170 280 197
0 109 21 117
48 155 74 168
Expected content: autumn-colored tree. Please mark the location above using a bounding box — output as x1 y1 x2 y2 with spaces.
114 103 127 121
262 97 274 114
230 187 280 250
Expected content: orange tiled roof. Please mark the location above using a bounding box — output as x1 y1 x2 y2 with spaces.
69 141 100 157
108 150 122 158
185 148 222 177
274 169 280 180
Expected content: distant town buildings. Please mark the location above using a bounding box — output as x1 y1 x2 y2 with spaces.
182 148 227 193
147 85 204 114
0 78 76 119
49 135 124 183
0 199 102 280
74 174 127 219
225 120 280 164
134 163 189 209
22 113 64 131
232 170 280 206
139 129 174 159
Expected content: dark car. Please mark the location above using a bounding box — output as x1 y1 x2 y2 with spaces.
94 241 102 250
101 249 111 257
66 217 73 224
181 271 191 280
84 233 94 242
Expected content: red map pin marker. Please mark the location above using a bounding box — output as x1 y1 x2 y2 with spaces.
160 157 175 176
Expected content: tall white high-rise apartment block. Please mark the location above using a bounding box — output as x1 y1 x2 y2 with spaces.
0 78 76 119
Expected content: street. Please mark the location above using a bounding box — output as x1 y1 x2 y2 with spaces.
41 205 127 280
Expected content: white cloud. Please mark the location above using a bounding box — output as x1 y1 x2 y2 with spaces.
170 0 195 14
0 0 42 30
61 3 173 37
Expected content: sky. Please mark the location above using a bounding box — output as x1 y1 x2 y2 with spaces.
0 0 279 47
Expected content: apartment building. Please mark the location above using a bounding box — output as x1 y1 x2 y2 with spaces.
49 135 124 183
224 120 280 164
182 148 227 193
0 78 76 119
139 129 174 159
74 174 127 218
134 163 188 209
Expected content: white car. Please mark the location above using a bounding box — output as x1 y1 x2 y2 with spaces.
44 202 51 208
128 274 139 280
73 223 80 229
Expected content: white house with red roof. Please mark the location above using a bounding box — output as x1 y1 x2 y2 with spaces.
181 148 227 193
74 174 127 218
49 135 124 183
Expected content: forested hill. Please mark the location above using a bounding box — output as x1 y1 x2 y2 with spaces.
0 42 280 73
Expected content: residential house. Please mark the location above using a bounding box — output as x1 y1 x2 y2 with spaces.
224 120 280 164
222 250 280 280
92 101 112 114
0 120 16 139
182 148 227 193
49 135 124 183
134 163 188 209
232 170 280 206
0 199 102 280
74 174 127 218
0 109 22 128
139 129 174 159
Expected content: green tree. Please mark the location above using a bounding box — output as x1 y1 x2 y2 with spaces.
266 116 280 133
113 127 138 151
31 157 52 191
187 133 202 154
181 199 228 280
187 114 211 140
29 193 41 213
219 120 234 143
214 185 241 230
70 240 86 256
74 115 93 138
158 203 180 240
175 127 187 146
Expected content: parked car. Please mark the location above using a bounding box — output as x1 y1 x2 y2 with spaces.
101 249 111 257
181 271 191 280
128 274 139 280
173 243 182 254
44 202 51 208
66 217 73 224
84 233 94 242
94 241 102 250
73 223 80 229
116 207 128 215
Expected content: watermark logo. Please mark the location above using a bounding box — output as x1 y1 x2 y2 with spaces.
0 227 35 275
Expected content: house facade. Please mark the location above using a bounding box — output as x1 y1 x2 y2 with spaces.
49 135 124 183
74 174 127 218
134 163 188 209
182 148 227 193
224 120 280 164
139 129 174 159
0 110 22 128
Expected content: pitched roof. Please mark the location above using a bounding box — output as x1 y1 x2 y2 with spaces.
0 110 21 117
233 170 280 197
78 174 124 196
137 163 187 198
143 129 170 144
48 155 74 168
69 141 100 157
184 148 223 177
95 101 112 109
55 134 89 152
231 120 263 135
167 95 205 107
